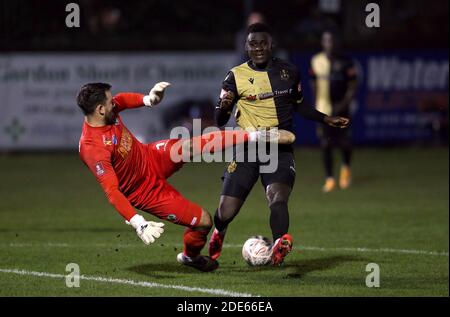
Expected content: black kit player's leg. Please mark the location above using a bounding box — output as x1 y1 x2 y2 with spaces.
337 129 352 167
335 128 353 189
322 140 334 178
260 151 295 242
208 158 259 260
215 156 260 231
320 125 335 178
214 195 245 231
265 182 292 241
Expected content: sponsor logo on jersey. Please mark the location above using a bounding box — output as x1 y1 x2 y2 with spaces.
245 89 293 102
118 129 132 159
248 77 254 84
260 89 293 100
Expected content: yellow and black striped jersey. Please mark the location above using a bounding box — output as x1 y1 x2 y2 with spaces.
310 53 357 116
221 58 304 132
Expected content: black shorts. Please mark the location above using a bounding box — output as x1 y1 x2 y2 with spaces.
221 147 296 201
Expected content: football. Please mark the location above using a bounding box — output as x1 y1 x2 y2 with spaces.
241 235 273 266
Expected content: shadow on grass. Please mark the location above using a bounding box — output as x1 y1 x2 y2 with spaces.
126 255 365 280
220 255 364 278
127 262 207 279
282 255 364 279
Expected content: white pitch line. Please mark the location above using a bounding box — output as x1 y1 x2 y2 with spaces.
222 244 449 257
298 246 449 257
3 242 448 257
0 268 256 297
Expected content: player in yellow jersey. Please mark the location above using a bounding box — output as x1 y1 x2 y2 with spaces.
310 31 358 192
209 23 350 265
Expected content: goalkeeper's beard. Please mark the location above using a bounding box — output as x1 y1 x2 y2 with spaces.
104 111 117 125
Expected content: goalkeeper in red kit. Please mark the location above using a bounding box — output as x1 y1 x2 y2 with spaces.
77 82 295 272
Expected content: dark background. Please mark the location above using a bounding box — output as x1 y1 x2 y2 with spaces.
0 0 448 146
1 0 448 51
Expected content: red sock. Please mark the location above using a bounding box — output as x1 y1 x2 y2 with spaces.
183 228 209 258
192 130 249 155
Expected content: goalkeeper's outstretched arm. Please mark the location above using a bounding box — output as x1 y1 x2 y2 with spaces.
113 82 171 112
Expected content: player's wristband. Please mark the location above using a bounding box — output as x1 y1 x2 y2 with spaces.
129 214 146 229
143 95 153 107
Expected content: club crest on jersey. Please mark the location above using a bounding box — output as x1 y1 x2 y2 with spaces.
103 134 117 146
95 162 105 176
248 77 254 84
280 69 290 81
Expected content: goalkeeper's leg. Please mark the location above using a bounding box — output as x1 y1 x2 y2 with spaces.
182 209 212 257
178 210 220 272
180 129 296 158
182 130 249 158
140 183 219 272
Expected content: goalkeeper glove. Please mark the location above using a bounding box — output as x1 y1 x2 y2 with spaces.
128 214 165 245
144 81 171 107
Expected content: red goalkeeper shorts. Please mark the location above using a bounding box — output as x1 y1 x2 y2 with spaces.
132 139 203 227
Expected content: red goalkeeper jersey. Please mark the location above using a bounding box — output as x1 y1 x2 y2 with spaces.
79 93 166 221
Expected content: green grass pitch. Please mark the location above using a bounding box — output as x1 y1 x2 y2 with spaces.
0 147 448 296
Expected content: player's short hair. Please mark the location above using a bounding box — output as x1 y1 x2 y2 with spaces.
77 83 111 115
247 23 272 36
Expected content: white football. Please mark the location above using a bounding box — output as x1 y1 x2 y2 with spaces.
242 235 273 266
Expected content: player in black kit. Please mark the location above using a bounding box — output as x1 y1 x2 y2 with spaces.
209 23 350 265
310 31 358 193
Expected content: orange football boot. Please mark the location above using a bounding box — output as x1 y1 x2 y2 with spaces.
322 177 336 193
339 165 352 189
271 234 293 266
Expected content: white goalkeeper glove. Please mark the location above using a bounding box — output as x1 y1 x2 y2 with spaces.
143 81 171 107
128 214 165 245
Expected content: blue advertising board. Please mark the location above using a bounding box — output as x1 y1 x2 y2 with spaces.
291 50 449 145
